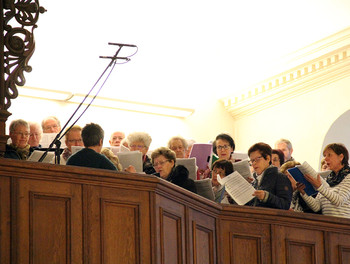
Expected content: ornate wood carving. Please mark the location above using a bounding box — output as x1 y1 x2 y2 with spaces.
0 0 46 155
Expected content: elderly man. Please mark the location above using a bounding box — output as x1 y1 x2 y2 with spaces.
109 131 125 147
275 138 294 162
5 119 33 160
67 123 117 170
167 136 188 159
60 125 84 165
41 116 61 133
28 122 43 149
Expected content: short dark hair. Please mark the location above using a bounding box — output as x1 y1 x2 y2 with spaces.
323 143 349 166
213 133 235 155
212 159 234 176
81 123 104 147
151 147 176 165
248 142 272 165
272 149 285 165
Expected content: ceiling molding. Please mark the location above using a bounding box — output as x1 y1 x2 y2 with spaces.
221 28 350 120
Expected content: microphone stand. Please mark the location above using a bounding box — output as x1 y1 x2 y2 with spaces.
38 43 138 163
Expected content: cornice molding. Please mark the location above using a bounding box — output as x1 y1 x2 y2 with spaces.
221 28 350 119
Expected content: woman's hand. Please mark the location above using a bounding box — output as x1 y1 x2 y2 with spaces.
296 182 306 195
124 165 136 173
304 173 322 189
253 190 265 200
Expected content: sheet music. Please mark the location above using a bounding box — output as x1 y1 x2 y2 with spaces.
116 151 143 172
40 133 66 148
176 157 197 180
232 159 253 180
217 171 255 205
27 150 55 163
194 178 215 201
297 161 318 179
71 146 84 154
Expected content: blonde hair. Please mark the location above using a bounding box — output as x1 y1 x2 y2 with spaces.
280 160 301 174
101 148 122 171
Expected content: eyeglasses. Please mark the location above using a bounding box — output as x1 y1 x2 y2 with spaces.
217 145 230 151
14 132 30 137
130 144 145 149
44 124 59 130
68 139 83 143
249 156 263 165
153 160 170 167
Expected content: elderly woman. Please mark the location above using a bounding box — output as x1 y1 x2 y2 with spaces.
5 119 33 160
167 136 188 158
247 142 292 210
297 143 350 218
151 147 197 193
127 132 155 174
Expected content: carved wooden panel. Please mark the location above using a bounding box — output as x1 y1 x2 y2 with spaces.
219 219 271 264
188 208 216 264
14 178 82 264
327 231 350 264
272 225 325 264
156 195 186 264
0 176 10 264
84 185 150 264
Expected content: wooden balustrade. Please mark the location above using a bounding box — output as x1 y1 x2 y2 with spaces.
0 158 349 263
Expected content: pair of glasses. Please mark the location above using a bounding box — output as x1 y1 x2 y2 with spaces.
130 145 145 149
249 156 263 165
68 139 83 143
217 145 230 151
153 160 170 167
14 132 30 137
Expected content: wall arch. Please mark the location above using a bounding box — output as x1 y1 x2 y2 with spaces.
320 109 350 169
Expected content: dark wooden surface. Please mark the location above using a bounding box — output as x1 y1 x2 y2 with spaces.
1 158 350 263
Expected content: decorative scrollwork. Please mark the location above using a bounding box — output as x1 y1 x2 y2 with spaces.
2 0 46 110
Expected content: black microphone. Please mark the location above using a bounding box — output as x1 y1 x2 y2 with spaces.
108 42 137 48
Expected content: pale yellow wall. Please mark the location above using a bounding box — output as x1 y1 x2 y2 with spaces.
7 94 236 150
233 76 350 169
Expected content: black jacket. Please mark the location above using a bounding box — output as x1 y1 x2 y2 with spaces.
155 165 197 194
248 166 292 210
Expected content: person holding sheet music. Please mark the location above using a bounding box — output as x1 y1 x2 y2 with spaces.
5 119 33 160
247 142 292 210
272 149 285 170
168 136 188 159
211 159 234 203
127 132 156 174
280 161 317 213
60 125 84 165
41 116 61 133
28 122 43 149
297 143 350 218
213 133 235 162
151 147 197 193
66 123 117 170
109 131 125 147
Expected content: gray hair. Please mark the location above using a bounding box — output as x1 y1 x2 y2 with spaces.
275 138 293 150
29 122 43 134
41 116 61 130
126 132 152 148
167 136 188 150
9 119 29 132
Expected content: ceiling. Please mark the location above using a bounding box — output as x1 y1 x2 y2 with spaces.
24 0 350 109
